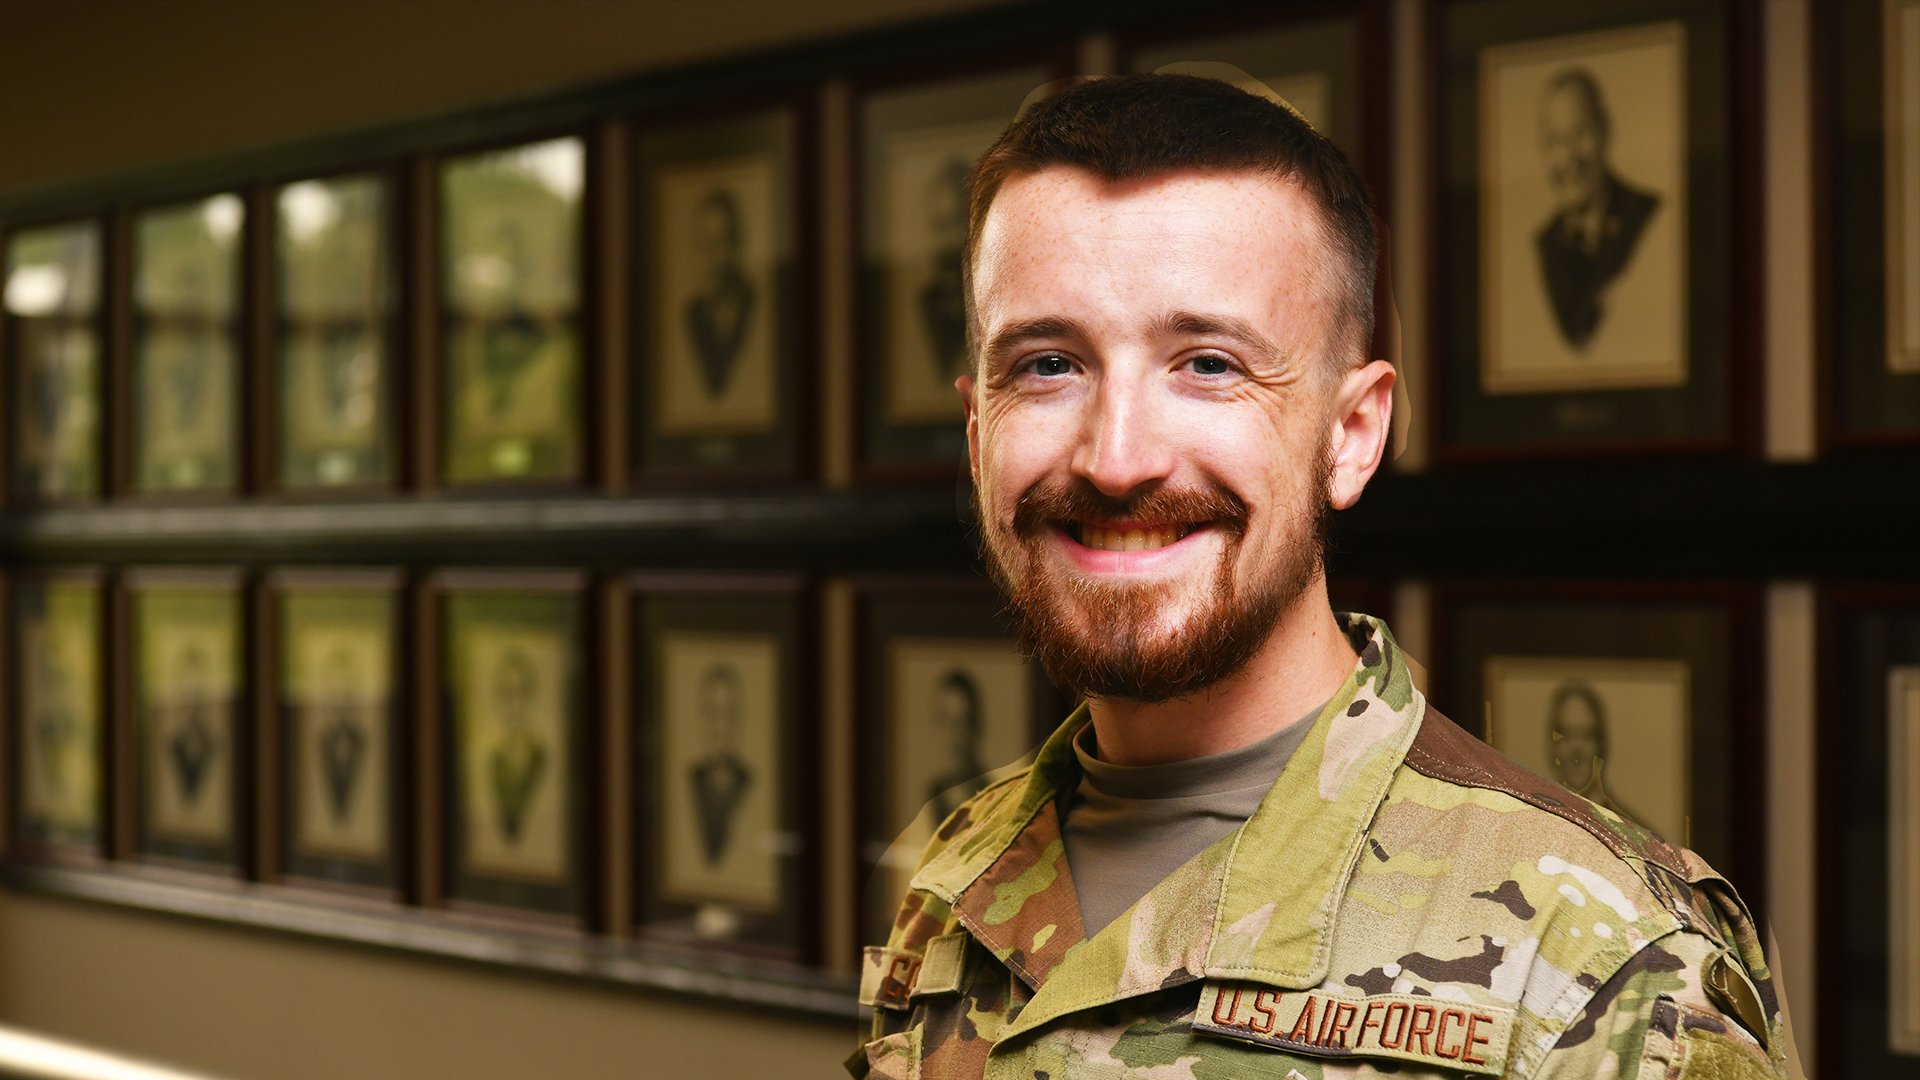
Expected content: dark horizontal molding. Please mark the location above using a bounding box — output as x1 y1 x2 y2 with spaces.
1334 457 1920 580
0 866 859 1023
0 486 978 570
2 458 1916 578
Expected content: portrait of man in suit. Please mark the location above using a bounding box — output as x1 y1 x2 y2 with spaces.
923 668 988 823
683 187 757 400
168 643 219 806
688 662 753 866
316 646 368 827
487 646 547 845
917 157 971 382
1534 67 1660 351
1544 678 1639 825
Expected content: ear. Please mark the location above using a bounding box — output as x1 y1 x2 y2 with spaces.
956 372 980 481
1326 359 1395 511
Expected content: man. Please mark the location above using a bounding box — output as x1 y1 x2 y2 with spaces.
924 669 989 823
1545 679 1637 826
683 187 757 398
1534 67 1660 350
853 76 1785 1079
919 156 974 382
688 662 753 866
486 646 547 844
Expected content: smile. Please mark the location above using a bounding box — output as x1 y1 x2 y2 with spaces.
1066 521 1205 552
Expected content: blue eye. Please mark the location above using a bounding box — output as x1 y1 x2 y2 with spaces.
1189 354 1232 376
1030 355 1072 377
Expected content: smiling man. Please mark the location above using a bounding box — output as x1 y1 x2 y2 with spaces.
852 76 1786 1080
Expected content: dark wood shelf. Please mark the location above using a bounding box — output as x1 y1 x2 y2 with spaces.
2 458 1912 579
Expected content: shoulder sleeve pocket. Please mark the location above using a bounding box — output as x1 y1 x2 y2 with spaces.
1638 997 1781 1080
858 1028 922 1080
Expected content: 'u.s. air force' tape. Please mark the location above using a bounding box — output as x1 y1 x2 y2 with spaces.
1193 982 1516 1076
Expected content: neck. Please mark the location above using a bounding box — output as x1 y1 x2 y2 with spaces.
1083 581 1359 767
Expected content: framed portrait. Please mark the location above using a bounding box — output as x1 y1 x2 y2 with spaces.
439 575 589 921
854 59 1065 476
632 578 813 960
275 172 399 492
1822 0 1920 445
438 135 587 487
1482 656 1690 843
1122 5 1376 168
1815 587 1920 1077
1432 584 1760 890
1435 0 1749 456
855 582 1064 944
127 571 245 872
271 572 403 894
1892 664 1920 1057
8 572 105 858
3 219 103 503
633 103 809 481
131 194 244 494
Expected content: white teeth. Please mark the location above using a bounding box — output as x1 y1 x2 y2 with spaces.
1080 525 1188 552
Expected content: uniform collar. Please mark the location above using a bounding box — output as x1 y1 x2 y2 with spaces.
911 614 1426 1029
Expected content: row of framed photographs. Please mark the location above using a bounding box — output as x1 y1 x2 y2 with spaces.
2 0 1915 508
0 567 1075 968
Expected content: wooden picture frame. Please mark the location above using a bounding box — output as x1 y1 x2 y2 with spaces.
1431 0 1758 458
435 571 593 925
128 193 248 496
123 568 248 876
1430 583 1764 905
1819 0 1920 448
435 134 594 490
1119 1 1384 176
630 97 816 485
7 569 107 863
1816 585 1920 1079
2 217 106 505
266 569 407 898
269 168 404 495
630 574 816 962
853 578 1065 946
851 53 1071 480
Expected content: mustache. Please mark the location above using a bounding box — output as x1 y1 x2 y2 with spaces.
1008 477 1249 537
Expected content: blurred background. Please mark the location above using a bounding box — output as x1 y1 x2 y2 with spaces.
0 0 1909 1077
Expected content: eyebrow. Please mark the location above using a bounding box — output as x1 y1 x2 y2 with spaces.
1151 310 1286 366
978 310 1289 371
980 316 1091 372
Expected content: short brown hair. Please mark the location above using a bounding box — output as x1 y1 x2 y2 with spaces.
964 73 1379 371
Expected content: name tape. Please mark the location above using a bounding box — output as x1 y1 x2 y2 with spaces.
1193 983 1515 1076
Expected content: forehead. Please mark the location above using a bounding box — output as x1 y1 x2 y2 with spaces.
972 166 1328 317
1541 84 1600 129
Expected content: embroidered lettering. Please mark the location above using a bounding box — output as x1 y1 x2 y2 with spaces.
1407 1003 1437 1056
1287 997 1318 1043
1249 990 1280 1035
1211 987 1243 1028
1380 1002 1408 1049
1435 1008 1466 1060
1464 1011 1493 1066
1192 984 1516 1077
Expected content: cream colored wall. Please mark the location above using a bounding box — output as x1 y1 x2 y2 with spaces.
0 0 998 200
0 890 853 1080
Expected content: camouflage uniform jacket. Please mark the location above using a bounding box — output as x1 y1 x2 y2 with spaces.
853 614 1787 1079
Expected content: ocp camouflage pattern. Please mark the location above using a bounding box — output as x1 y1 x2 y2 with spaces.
851 614 1787 1079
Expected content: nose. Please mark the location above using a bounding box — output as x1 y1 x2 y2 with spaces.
1069 368 1175 499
